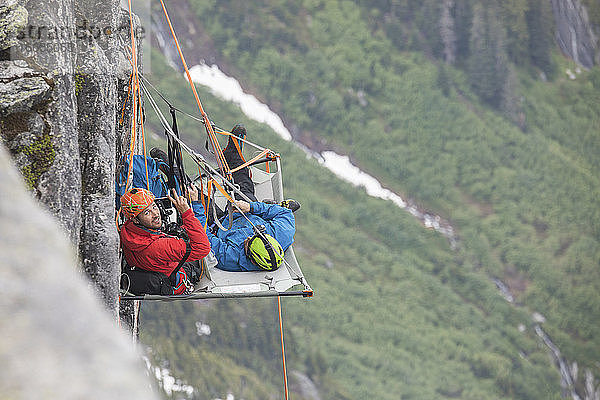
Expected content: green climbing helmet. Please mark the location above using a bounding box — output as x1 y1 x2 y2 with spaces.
245 226 284 271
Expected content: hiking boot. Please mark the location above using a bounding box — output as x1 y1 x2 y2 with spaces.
230 124 247 139
150 147 169 163
150 147 170 174
280 199 301 213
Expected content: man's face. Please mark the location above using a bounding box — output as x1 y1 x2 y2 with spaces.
134 202 162 229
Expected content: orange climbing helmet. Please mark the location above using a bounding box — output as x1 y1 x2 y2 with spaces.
120 188 155 219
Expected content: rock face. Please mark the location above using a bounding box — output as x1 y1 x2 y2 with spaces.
17 0 83 247
551 0 599 68
0 0 28 51
0 60 53 187
0 0 155 395
74 0 121 312
0 0 143 314
0 143 158 399
0 61 50 115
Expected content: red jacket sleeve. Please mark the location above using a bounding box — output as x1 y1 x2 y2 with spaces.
180 208 211 261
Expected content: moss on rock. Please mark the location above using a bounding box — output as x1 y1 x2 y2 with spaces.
16 128 55 190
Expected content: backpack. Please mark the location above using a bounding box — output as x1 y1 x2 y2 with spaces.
121 265 174 295
121 261 204 296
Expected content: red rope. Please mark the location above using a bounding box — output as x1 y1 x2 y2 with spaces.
278 296 289 400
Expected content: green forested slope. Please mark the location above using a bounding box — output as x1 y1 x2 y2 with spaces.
141 52 556 400
140 1 600 399
184 0 600 366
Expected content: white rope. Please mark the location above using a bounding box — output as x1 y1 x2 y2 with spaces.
139 73 270 153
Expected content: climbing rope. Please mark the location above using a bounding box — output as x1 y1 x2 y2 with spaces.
278 296 289 400
124 0 150 193
157 0 231 181
114 0 151 233
139 73 278 163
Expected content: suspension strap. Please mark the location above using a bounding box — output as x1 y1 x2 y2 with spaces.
211 179 239 208
210 179 235 231
232 135 245 163
201 178 213 231
231 149 272 173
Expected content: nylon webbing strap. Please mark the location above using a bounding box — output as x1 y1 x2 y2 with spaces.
169 238 191 280
232 136 245 162
209 180 234 231
211 179 236 203
166 107 189 195
203 179 213 231
229 149 271 173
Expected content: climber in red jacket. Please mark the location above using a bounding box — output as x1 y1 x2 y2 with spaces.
119 185 211 295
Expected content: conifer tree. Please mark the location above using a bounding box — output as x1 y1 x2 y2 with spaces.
499 0 530 64
526 0 556 77
467 3 509 108
453 0 473 63
440 0 457 64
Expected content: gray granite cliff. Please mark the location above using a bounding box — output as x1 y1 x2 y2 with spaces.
0 0 154 397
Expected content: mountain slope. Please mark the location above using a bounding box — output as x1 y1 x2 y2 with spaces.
141 52 558 400
139 1 600 399
181 0 600 369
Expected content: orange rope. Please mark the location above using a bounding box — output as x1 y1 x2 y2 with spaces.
232 136 246 163
278 296 289 400
229 149 270 173
157 0 231 179
137 82 150 190
211 179 236 204
216 129 258 163
126 0 149 191
125 0 138 191
125 110 136 190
